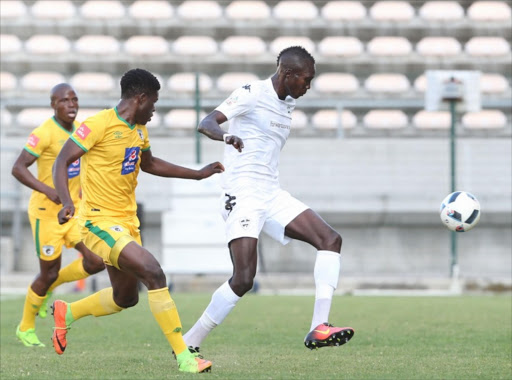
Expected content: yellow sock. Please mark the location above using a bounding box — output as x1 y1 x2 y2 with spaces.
48 258 89 293
148 287 187 355
69 287 123 322
19 286 45 331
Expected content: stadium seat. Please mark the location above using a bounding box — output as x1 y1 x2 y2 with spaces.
270 37 315 55
128 1 173 20
1 108 13 127
369 1 415 22
462 110 507 129
480 74 510 94
75 35 120 55
291 110 308 129
221 36 266 56
467 1 512 22
367 37 412 56
25 35 71 54
364 73 410 94
216 72 259 92
70 72 115 93
125 36 169 56
31 1 76 19
465 37 511 57
0 1 27 19
167 73 213 93
225 1 270 20
80 1 125 19
413 111 451 129
318 36 363 57
0 34 22 54
173 36 217 56
419 1 464 21
177 1 222 20
413 75 427 93
363 110 408 129
313 73 359 93
164 109 206 130
16 108 53 129
21 71 66 91
312 109 357 130
76 108 104 122
416 37 462 57
321 1 367 21
273 1 318 20
0 72 17 91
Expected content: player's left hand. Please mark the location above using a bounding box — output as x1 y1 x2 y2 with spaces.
198 162 225 179
57 203 75 224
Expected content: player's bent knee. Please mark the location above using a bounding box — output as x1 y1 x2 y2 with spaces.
114 293 139 309
321 230 342 252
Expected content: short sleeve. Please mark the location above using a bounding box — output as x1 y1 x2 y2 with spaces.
70 114 106 152
23 126 49 158
139 126 150 151
215 83 259 120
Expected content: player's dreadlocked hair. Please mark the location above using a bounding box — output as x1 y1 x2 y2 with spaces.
276 46 315 66
120 68 160 99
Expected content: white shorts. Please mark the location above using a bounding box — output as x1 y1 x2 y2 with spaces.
220 186 309 245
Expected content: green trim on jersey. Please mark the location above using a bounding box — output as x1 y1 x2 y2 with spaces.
141 146 150 152
85 221 116 248
23 146 40 158
51 116 76 134
70 136 88 152
114 107 136 130
35 219 41 257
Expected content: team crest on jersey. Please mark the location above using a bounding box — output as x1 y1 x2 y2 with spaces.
42 245 55 256
239 217 251 230
76 123 91 140
121 147 140 175
137 129 144 141
67 158 80 178
110 225 123 232
226 95 239 106
27 134 40 148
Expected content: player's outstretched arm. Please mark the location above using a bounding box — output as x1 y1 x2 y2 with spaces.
198 110 244 152
53 139 85 224
140 149 224 180
12 150 61 204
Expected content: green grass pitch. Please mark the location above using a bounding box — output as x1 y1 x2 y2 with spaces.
1 293 511 379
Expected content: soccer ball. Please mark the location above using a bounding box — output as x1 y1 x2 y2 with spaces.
440 191 481 232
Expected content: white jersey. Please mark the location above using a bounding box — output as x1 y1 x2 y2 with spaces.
216 78 296 190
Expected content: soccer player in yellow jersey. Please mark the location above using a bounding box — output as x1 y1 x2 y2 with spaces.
52 69 223 373
12 83 105 348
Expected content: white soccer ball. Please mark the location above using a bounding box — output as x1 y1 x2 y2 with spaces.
440 191 481 232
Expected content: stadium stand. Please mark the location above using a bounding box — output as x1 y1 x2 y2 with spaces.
216 72 260 92
273 1 318 20
318 37 364 57
467 1 512 22
363 110 408 129
413 110 451 129
0 72 17 92
128 1 174 20
75 35 120 55
270 36 315 56
320 1 367 21
290 110 308 130
173 36 217 56
124 36 169 56
79 0 125 19
1 108 13 127
312 109 357 130
367 36 413 56
76 108 104 122
221 36 266 57
418 1 464 21
25 35 70 55
0 0 27 19
313 73 359 94
0 34 22 54
416 37 462 57
369 1 415 22
462 110 507 129
15 108 52 129
480 74 510 94
465 37 511 57
21 72 65 92
167 73 213 94
364 74 411 94
70 72 115 93
164 109 207 130
177 0 223 20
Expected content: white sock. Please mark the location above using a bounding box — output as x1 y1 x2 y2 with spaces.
310 250 341 332
183 281 240 348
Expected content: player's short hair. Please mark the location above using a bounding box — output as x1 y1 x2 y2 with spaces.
276 46 315 67
120 68 160 99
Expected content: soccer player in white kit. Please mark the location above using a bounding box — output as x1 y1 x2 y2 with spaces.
183 46 355 352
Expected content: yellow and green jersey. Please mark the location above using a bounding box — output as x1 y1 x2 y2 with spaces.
70 107 150 220
24 116 81 220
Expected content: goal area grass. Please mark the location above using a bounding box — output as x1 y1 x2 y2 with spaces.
1 293 510 379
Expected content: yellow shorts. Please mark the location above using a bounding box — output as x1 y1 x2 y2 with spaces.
29 214 81 261
78 217 141 269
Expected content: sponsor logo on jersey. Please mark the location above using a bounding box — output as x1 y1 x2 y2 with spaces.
110 225 123 232
121 147 140 175
76 123 91 140
137 129 144 140
270 121 290 130
42 245 55 256
113 131 123 139
27 134 40 148
240 217 251 230
226 95 239 106
67 158 80 179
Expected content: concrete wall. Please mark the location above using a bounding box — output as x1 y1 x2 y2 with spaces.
1 137 511 281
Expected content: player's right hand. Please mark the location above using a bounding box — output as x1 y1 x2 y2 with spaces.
46 188 62 205
225 135 244 152
57 204 75 224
